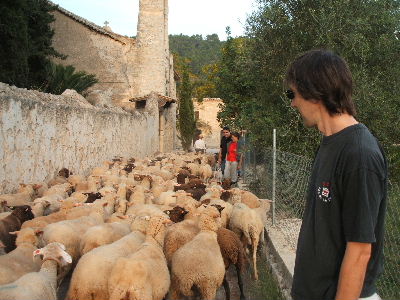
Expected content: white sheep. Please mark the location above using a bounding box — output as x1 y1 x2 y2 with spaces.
186 162 200 176
199 163 213 183
199 185 223 202
41 212 104 280
66 217 149 300
108 216 172 300
209 199 233 228
43 183 72 198
155 190 177 206
128 185 147 204
30 199 51 217
126 203 166 218
80 222 131 255
0 184 36 206
228 188 261 209
163 218 200 266
170 206 225 300
0 242 72 300
34 194 64 215
229 202 264 280
0 228 42 285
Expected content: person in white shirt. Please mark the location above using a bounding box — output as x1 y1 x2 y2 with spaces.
194 134 206 154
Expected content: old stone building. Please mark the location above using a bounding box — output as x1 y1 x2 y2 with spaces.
194 98 223 149
50 0 177 153
51 0 176 103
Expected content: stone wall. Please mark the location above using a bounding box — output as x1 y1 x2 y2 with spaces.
0 83 159 194
51 10 137 106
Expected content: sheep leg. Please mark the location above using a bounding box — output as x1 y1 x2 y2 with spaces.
200 286 217 300
235 264 246 300
252 235 259 280
223 274 230 300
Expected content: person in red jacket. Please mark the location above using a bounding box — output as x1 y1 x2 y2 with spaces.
223 132 243 185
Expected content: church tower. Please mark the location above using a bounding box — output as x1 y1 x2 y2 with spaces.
134 0 169 97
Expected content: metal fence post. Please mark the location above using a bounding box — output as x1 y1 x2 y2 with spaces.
253 145 256 181
242 132 246 184
272 129 276 226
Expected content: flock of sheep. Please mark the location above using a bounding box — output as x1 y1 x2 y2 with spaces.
0 152 271 300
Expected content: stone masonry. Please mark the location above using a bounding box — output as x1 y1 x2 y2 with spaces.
0 83 160 194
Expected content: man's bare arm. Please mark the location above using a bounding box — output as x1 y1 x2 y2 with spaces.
335 242 372 300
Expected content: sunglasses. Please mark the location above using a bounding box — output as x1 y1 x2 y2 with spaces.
286 89 295 100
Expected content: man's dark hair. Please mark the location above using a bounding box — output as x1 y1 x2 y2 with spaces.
222 126 230 131
231 132 240 139
286 49 356 116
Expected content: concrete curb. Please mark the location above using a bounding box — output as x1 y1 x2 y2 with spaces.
263 226 295 300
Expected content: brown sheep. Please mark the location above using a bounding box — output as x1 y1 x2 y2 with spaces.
0 206 34 253
58 168 72 178
83 192 102 203
186 188 207 201
123 163 135 173
217 227 248 300
222 179 232 190
164 206 189 223
220 190 231 202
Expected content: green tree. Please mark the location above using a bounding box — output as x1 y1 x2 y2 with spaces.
0 0 62 88
43 62 98 95
216 28 257 131
217 0 400 181
178 66 196 151
170 33 225 99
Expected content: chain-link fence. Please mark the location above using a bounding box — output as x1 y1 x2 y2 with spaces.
241 133 400 299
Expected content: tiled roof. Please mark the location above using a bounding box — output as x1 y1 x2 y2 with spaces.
48 1 133 45
200 98 223 102
130 93 176 103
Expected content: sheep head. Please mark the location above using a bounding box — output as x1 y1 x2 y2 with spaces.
33 242 72 267
198 206 221 232
146 216 173 247
12 205 34 222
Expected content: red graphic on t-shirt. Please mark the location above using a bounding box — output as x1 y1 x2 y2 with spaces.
317 182 332 203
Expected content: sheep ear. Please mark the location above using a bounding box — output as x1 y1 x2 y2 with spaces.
163 219 173 225
55 242 66 251
34 229 44 236
33 248 42 257
33 184 42 190
59 251 72 265
9 231 20 235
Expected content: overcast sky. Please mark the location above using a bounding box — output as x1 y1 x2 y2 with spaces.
50 0 257 40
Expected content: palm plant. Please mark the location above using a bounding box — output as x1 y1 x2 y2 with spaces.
43 62 98 95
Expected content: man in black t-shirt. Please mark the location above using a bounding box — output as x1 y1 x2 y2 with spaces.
218 126 232 175
285 50 387 300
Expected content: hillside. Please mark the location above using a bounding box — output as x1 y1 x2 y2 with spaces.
169 34 224 76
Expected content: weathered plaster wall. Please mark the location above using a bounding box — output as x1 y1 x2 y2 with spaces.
51 11 137 105
160 102 177 152
0 84 159 194
194 98 223 149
